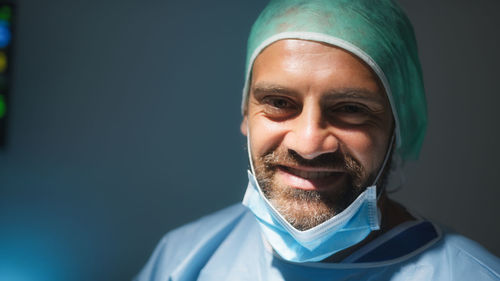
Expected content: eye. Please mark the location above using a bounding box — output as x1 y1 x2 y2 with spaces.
259 96 298 119
329 103 371 125
337 104 365 114
261 96 296 109
269 97 292 109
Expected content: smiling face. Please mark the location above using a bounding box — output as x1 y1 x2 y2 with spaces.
241 39 394 230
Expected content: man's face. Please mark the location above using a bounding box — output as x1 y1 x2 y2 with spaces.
241 39 393 231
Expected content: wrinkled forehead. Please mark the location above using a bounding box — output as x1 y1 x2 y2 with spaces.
242 34 396 120
248 38 388 103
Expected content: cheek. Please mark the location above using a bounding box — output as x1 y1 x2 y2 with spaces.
249 117 289 157
337 130 388 172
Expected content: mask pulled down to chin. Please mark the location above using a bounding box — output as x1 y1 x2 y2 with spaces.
242 170 380 263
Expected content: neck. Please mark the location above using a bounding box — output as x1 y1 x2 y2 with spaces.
321 193 415 263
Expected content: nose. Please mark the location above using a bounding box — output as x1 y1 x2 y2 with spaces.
284 103 339 160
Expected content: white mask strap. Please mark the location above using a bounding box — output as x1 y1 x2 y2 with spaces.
373 132 396 198
246 126 257 175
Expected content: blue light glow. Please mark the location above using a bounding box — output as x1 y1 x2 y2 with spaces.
0 20 11 48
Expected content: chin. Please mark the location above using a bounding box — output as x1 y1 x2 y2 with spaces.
268 191 337 231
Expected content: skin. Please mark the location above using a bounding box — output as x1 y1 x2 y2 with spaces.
241 39 414 259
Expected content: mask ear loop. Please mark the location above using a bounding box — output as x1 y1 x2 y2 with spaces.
246 126 257 176
386 153 405 194
373 132 396 199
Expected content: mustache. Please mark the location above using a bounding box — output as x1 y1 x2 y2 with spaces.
258 147 365 186
261 148 358 170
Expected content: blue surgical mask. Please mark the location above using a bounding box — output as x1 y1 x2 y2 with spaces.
242 170 380 263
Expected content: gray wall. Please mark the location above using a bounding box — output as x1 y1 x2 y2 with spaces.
0 0 498 280
395 0 500 259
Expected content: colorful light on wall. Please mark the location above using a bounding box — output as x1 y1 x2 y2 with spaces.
0 2 12 147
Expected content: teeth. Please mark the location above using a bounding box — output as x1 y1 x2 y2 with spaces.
287 168 335 179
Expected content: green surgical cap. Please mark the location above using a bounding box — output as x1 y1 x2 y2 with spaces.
241 0 427 161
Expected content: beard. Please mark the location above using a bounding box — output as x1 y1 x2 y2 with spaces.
253 146 373 231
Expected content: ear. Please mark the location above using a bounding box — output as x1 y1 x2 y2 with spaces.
240 116 248 136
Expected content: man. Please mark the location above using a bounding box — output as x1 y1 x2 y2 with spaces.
135 0 500 280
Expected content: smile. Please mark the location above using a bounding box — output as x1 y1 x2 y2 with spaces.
281 166 338 179
276 165 345 191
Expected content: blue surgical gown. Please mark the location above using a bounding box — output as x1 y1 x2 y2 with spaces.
135 204 500 281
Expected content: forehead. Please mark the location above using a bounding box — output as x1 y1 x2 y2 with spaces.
250 39 386 101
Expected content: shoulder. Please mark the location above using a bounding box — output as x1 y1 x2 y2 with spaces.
134 203 252 281
413 226 500 280
166 203 249 242
441 231 499 270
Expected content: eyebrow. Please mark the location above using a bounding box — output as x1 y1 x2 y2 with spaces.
252 83 386 105
321 88 386 105
251 83 300 99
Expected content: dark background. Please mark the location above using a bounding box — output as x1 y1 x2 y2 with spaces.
0 0 498 280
